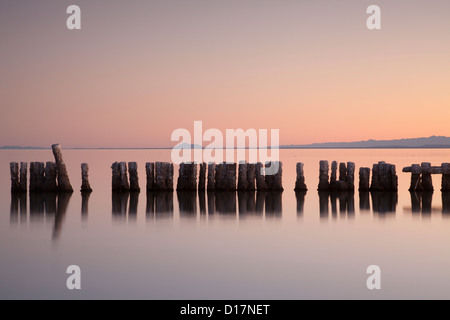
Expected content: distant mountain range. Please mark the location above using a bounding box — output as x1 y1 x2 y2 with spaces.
2 136 450 149
282 136 450 149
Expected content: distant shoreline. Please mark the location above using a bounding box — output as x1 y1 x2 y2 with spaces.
2 146 450 150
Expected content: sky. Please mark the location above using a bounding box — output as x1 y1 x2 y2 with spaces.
1 0 449 148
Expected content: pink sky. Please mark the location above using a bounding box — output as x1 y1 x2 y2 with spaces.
1 0 449 148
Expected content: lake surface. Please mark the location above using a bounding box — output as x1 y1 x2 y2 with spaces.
1 149 450 299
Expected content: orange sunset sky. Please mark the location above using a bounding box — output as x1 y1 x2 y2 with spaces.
1 0 449 148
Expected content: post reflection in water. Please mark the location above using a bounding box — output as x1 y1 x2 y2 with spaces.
318 191 355 220
237 191 257 217
408 191 433 216
371 192 397 217
81 192 91 220
264 191 282 217
208 191 237 215
146 192 174 220
359 191 370 212
53 193 72 240
295 191 306 218
442 192 450 216
129 192 139 221
177 191 197 218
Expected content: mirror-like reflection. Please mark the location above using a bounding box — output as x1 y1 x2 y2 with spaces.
371 192 397 217
407 191 434 216
146 192 174 220
81 192 91 220
208 191 237 215
295 191 307 218
177 191 197 217
442 192 450 215
359 191 370 211
238 191 258 217
318 191 355 219
53 193 72 240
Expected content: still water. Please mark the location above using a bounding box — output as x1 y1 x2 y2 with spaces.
1 149 450 299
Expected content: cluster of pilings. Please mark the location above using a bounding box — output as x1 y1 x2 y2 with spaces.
317 160 355 191
359 162 398 191
173 161 283 191
111 161 142 192
402 162 450 192
9 144 81 193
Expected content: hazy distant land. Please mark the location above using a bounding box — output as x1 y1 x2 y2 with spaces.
2 136 450 150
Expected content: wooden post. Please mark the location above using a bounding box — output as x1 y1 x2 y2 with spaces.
294 162 307 191
255 162 267 190
52 144 73 192
198 162 206 191
346 162 355 191
43 162 57 192
359 167 370 191
128 162 140 192
441 163 450 191
370 163 380 191
30 162 45 192
237 162 249 190
268 161 283 190
330 161 337 185
10 162 20 192
207 163 216 191
119 162 130 191
146 162 155 191
111 162 120 191
409 164 422 191
177 162 197 191
155 162 173 191
19 162 27 192
339 162 347 182
420 162 433 191
318 160 329 190
247 163 256 191
81 163 93 192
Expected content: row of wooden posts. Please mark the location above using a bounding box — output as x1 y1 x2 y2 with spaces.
9 145 450 193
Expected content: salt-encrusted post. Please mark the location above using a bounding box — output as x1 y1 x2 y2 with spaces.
442 163 450 191
207 163 216 191
146 162 155 191
81 163 93 192
370 163 380 191
347 162 355 190
330 161 337 185
111 162 120 191
318 160 329 190
295 162 307 191
269 161 283 190
359 167 370 191
247 163 256 191
177 162 197 191
128 162 140 192
420 162 433 191
19 162 27 192
119 162 130 191
198 162 206 191
43 162 57 192
155 162 174 191
30 162 45 192
409 164 422 191
339 162 347 182
255 162 267 190
52 144 73 192
10 162 20 192
237 162 249 190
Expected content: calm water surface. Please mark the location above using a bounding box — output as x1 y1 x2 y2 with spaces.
1 149 450 299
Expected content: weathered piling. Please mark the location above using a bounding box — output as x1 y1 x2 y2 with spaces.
265 161 283 190
207 163 216 191
30 162 45 192
42 162 57 192
198 162 206 191
51 144 73 192
318 160 330 190
154 162 174 191
409 164 422 191
339 163 347 182
237 162 249 190
177 162 197 191
347 162 355 190
370 161 398 191
19 162 27 192
215 163 237 191
145 162 155 191
330 161 337 185
255 162 267 190
359 167 370 191
420 162 433 191
247 163 256 190
294 162 307 191
111 162 120 191
10 162 20 192
81 163 93 192
442 163 450 191
128 162 140 192
119 162 130 191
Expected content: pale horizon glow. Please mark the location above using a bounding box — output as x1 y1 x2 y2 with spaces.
1 0 449 148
